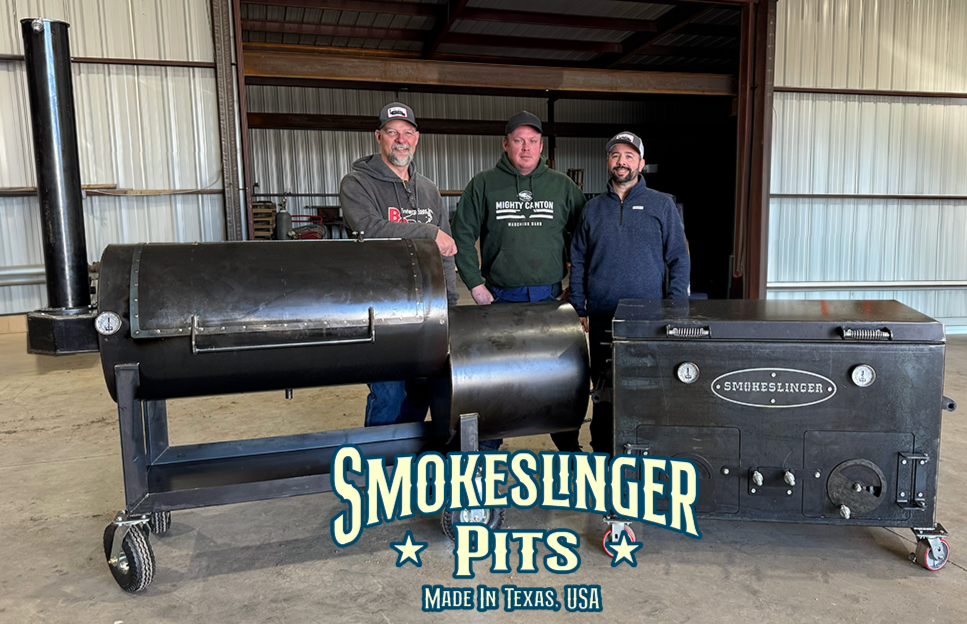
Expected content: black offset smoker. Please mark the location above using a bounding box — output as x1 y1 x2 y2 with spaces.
20 18 590 593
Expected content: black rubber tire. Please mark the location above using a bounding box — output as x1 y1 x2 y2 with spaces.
149 511 171 536
441 506 506 540
103 524 156 592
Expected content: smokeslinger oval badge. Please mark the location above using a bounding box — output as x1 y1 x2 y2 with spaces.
710 368 836 408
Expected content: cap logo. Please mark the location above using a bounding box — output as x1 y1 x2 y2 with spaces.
387 107 408 119
616 133 636 143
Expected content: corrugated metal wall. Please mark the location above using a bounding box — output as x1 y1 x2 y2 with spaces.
770 0 967 330
0 0 224 315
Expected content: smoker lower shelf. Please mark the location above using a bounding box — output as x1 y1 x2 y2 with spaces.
127 422 433 514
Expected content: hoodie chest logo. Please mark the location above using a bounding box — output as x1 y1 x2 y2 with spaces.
518 190 533 202
389 206 432 224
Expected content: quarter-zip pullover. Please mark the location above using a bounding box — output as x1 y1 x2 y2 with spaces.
569 176 690 316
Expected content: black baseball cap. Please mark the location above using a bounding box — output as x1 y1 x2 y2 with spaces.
379 102 418 129
505 110 543 135
606 131 644 158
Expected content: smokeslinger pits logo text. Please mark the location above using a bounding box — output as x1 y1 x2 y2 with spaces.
329 448 701 576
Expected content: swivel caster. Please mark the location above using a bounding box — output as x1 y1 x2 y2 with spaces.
913 538 950 571
103 517 155 592
602 520 636 557
148 511 171 536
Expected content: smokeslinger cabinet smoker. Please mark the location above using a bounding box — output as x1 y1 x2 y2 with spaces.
600 299 957 571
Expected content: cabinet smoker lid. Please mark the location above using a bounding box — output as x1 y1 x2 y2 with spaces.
612 299 946 343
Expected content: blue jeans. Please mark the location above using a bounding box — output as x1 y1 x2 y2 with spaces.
365 380 432 427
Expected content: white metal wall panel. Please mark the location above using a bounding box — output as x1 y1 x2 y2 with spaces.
768 197 967 283
772 93 967 195
1 0 214 61
775 0 967 93
770 0 967 331
0 0 225 315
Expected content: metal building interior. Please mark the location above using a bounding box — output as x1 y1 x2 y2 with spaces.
1 0 967 622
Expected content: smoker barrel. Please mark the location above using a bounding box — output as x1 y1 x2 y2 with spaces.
21 18 90 311
433 301 591 440
96 240 449 401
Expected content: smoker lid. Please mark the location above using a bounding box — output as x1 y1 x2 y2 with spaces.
612 299 946 343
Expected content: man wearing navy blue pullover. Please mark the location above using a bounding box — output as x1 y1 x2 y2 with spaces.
569 131 690 454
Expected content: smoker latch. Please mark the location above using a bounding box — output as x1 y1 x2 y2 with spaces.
896 453 929 510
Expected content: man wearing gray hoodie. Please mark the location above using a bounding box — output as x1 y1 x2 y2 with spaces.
339 102 459 428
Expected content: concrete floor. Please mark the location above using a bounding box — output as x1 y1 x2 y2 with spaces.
1 327 966 623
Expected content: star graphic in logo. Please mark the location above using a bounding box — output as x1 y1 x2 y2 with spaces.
390 530 428 568
605 531 642 567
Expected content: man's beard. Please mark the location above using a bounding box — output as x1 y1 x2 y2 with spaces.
609 166 636 184
389 147 413 167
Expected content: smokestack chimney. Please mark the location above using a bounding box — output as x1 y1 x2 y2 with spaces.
22 18 97 355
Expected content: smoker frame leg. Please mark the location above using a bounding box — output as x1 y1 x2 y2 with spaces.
116 364 150 511
459 413 479 452
440 413 506 538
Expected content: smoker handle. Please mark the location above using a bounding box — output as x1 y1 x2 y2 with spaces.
943 396 957 412
666 325 711 338
190 307 376 354
839 326 893 340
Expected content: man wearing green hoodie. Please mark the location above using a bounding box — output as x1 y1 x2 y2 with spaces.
452 111 587 451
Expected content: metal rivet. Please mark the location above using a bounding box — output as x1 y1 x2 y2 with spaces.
786 490 792 496
31 19 44 32
721 467 730 475
750 488 756 494
919 460 925 465
902 460 907 465
814 471 821 478
918 492 923 498
770 399 776 404
900 492 906 497
771 372 777 378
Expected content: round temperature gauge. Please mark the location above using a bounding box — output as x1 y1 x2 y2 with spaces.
95 311 122 336
850 364 876 388
676 362 700 384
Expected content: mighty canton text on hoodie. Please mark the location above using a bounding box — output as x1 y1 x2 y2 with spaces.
340 154 458 304
452 153 586 291
569 175 690 317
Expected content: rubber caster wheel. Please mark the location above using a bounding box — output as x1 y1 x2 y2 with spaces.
602 526 636 557
914 538 950 571
441 507 506 540
103 523 156 592
148 511 171 536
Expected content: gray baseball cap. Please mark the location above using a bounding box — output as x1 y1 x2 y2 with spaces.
505 110 543 135
379 102 418 129
606 131 644 158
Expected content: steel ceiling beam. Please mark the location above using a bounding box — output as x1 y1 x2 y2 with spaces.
424 0 470 59
244 49 737 95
